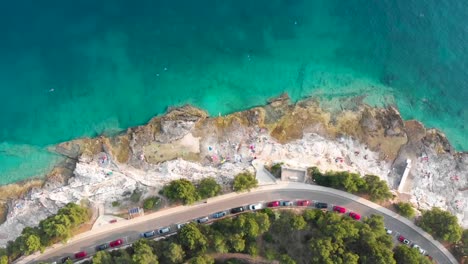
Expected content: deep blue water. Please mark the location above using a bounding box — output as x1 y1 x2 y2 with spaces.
0 0 467 184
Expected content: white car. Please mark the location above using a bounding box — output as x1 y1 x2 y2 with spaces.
412 244 426 255
248 203 263 210
177 222 189 229
385 228 393 235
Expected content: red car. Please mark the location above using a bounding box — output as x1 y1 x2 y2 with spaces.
333 206 346 213
349 212 361 220
267 201 280 207
109 238 124 247
74 251 87 259
398 235 411 245
297 200 310 206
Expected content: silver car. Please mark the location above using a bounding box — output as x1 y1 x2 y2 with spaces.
196 216 209 224
157 227 171 234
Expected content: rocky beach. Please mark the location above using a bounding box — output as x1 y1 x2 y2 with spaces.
0 94 466 247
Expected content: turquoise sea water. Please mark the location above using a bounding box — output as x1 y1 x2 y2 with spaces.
0 0 467 184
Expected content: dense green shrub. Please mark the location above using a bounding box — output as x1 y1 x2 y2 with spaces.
143 196 161 210
417 207 463 243
310 167 392 201
197 177 221 199
394 202 416 218
162 179 200 205
4 203 89 262
232 172 258 192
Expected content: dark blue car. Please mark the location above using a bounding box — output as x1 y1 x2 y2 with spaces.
141 230 156 238
213 211 226 218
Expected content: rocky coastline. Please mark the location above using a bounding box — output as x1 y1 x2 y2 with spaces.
0 93 466 247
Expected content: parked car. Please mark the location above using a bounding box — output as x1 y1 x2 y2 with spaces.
267 201 280 207
230 206 245 214
333 205 346 213
177 222 189 229
248 203 263 210
141 230 156 238
398 235 411 245
109 238 124 247
349 212 361 220
158 227 171 234
213 211 227 218
74 251 87 259
280 200 293 206
96 243 109 251
412 244 426 255
297 200 310 206
196 216 209 224
385 228 393 235
315 202 328 209
61 257 71 263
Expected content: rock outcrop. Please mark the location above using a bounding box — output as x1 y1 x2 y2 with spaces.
0 93 466 246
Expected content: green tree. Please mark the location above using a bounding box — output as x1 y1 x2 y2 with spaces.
23 234 41 254
229 234 245 252
92 250 113 264
211 232 228 253
453 229 468 258
162 179 200 204
254 212 271 234
164 243 185 264
362 175 393 201
0 255 8 264
188 255 214 264
417 207 463 242
232 172 258 192
143 197 160 210
393 245 431 264
290 214 307 231
178 223 208 254
132 239 158 264
197 177 221 199
279 254 296 264
395 202 416 218
114 250 133 264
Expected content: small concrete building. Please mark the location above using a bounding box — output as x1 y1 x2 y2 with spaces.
281 166 307 182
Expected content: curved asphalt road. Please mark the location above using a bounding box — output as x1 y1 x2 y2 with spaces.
24 183 456 264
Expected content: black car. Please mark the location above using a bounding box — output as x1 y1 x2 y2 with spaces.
230 206 244 214
315 202 328 209
96 243 109 251
61 256 71 263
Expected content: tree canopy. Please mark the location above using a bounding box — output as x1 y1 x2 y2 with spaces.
232 172 258 192
162 179 200 204
3 203 89 262
197 177 221 199
310 167 392 202
395 202 416 218
417 207 463 243
393 245 432 264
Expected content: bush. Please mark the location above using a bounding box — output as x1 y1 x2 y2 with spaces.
112 201 120 207
162 179 200 205
143 197 161 210
394 202 415 218
310 167 392 202
417 207 462 243
197 177 221 199
233 172 258 192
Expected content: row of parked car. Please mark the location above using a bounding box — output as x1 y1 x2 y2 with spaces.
58 199 418 263
397 234 432 259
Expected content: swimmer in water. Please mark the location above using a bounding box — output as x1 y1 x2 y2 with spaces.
48 88 55 92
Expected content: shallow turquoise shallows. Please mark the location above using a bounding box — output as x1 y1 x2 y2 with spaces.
0 0 466 184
